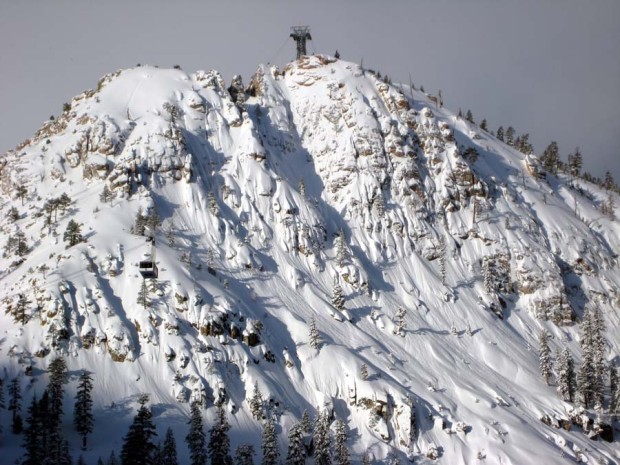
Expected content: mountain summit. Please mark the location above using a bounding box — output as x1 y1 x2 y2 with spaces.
1 55 619 464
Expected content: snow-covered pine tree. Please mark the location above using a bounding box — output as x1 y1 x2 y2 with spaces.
556 347 576 402
301 410 312 434
132 207 147 236
235 445 255 465
610 364 620 420
208 404 233 465
465 110 474 124
74 370 94 449
285 422 306 465
496 126 504 142
505 126 515 146
450 322 457 336
540 141 560 175
208 191 218 216
146 208 161 236
137 279 150 310
466 322 473 337
261 415 280 465
335 229 348 268
360 364 369 380
48 356 68 427
331 277 345 311
480 119 488 131
309 316 321 350
8 376 23 434
539 329 553 385
439 237 446 287
14 293 30 325
63 219 83 247
362 451 371 465
298 178 306 198
9 206 19 222
373 192 385 218
249 381 263 420
186 400 207 465
568 148 582 179
590 306 607 408
100 184 114 203
313 409 332 465
158 427 179 465
15 183 28 205
394 308 406 336
334 418 350 465
121 394 158 465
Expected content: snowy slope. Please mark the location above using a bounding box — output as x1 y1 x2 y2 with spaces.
1 55 619 464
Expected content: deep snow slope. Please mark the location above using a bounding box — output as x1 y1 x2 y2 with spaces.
1 55 619 464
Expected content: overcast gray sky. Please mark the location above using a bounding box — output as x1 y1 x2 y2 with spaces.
1 0 619 180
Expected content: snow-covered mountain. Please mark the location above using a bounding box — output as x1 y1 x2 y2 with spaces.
1 55 619 464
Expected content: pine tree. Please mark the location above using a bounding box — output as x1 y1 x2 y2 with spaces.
286 422 306 465
577 308 598 409
158 427 179 465
298 179 306 198
22 394 44 465
261 415 280 465
8 376 23 434
16 183 28 205
505 127 515 146
146 208 161 236
394 308 406 336
479 119 488 131
466 322 473 337
360 364 369 380
333 419 350 465
300 410 312 434
77 455 87 465
235 445 255 465
603 171 615 191
309 317 321 350
439 237 446 287
313 410 332 465
208 405 232 465
362 451 371 465
450 322 457 336
0 377 4 411
331 277 345 311
249 381 263 420
335 229 348 268
14 293 30 325
133 207 147 236
590 307 607 408
540 141 560 175
465 110 474 124
186 400 207 465
74 370 94 449
208 192 218 216
556 348 576 402
64 219 83 247
108 451 119 465
496 126 504 142
539 329 553 385
121 394 158 465
9 206 19 222
138 279 150 310
48 356 68 428
567 148 582 179
610 364 620 420
100 185 114 203
373 193 385 218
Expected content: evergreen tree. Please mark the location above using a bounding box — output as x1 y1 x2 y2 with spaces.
516 133 533 154
9 206 19 222
465 110 474 124
208 405 232 465
540 141 560 175
48 356 69 427
360 364 369 380
479 119 488 131
208 192 218 216
108 451 119 465
14 293 30 324
77 455 87 465
394 308 406 337
235 445 255 465
313 409 332 465
133 207 147 235
100 185 114 203
121 394 158 465
8 376 23 434
557 347 576 402
466 322 473 337
298 179 306 198
577 308 599 409
0 377 4 411
146 208 161 236
300 410 312 434
64 219 83 247
331 277 345 311
97 458 105 465
603 171 615 191
158 427 179 465
439 237 446 287
22 394 43 465
496 126 504 142
249 381 263 420
261 415 279 465
285 422 306 465
539 329 553 385
505 127 515 146
74 370 94 449
373 193 385 218
138 279 150 310
333 419 350 465
335 229 348 268
16 183 28 205
362 451 371 465
309 317 321 350
610 364 620 420
568 148 582 178
186 400 207 465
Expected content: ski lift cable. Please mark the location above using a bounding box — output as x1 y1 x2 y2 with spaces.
267 36 292 66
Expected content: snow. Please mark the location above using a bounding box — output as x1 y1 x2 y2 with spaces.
0 55 619 464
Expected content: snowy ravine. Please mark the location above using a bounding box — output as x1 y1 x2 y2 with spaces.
1 55 619 464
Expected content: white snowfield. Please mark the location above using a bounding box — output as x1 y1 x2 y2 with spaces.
0 55 618 464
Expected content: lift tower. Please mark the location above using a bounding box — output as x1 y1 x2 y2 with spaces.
290 26 312 60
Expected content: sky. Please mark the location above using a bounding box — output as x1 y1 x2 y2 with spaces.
1 0 619 180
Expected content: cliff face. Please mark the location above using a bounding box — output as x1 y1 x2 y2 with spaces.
0 56 618 464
